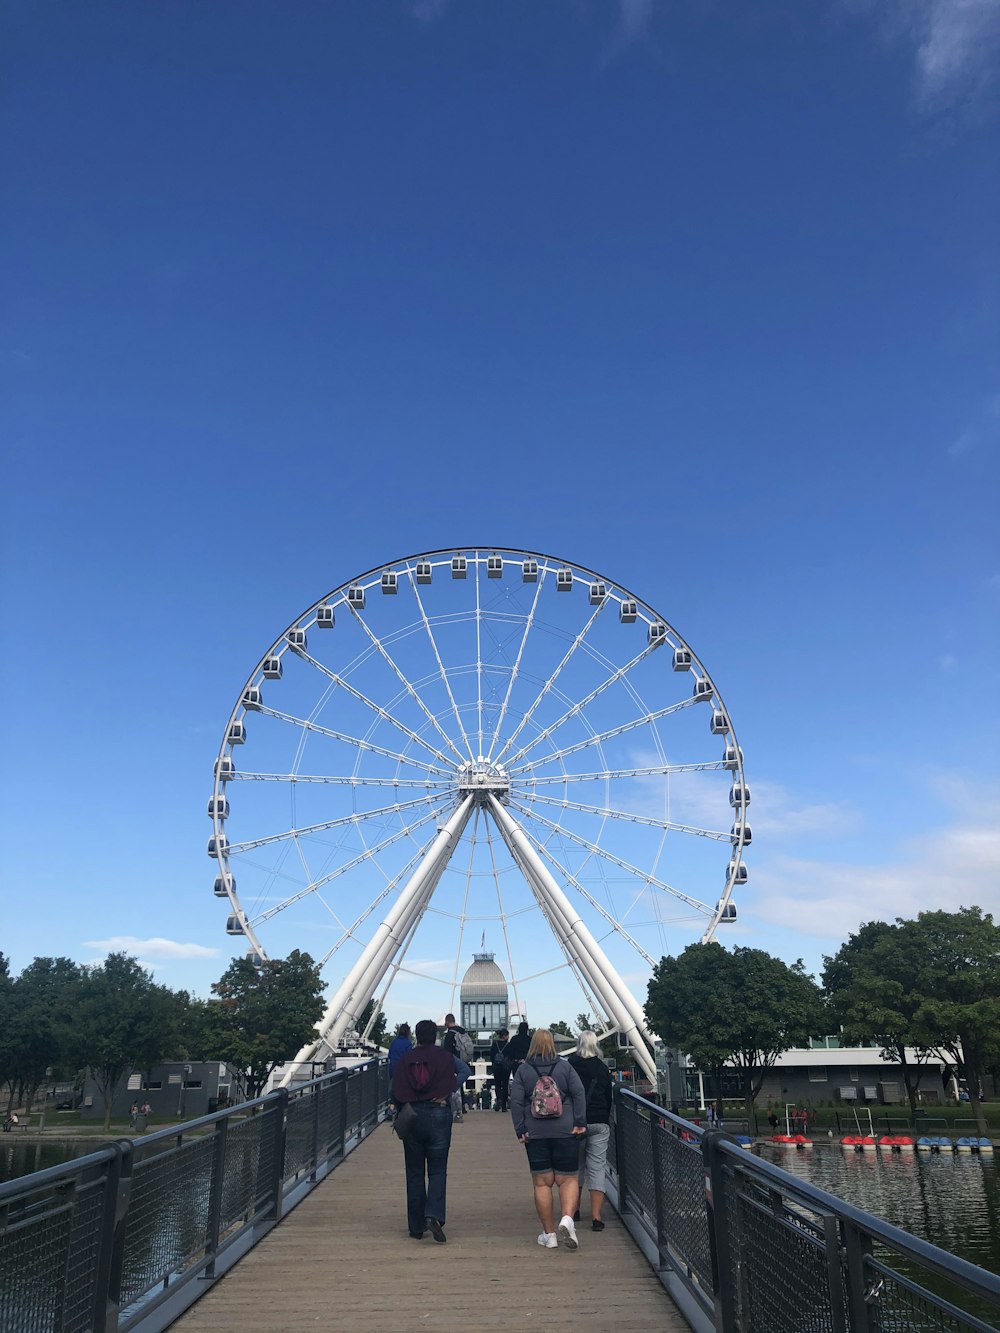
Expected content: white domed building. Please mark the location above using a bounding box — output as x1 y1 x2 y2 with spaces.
459 951 510 1050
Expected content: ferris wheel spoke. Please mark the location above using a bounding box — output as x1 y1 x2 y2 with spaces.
511 820 656 966
294 647 455 768
231 771 454 787
226 793 444 855
521 790 731 841
485 571 545 764
258 705 455 777
507 695 701 775
475 559 484 761
315 836 435 968
504 642 657 769
248 802 447 927
516 761 725 785
492 600 607 766
404 565 476 763
483 815 527 1019
507 798 713 917
349 604 470 765
446 807 480 1011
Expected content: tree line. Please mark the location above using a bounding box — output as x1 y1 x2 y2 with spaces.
645 905 1000 1135
0 949 325 1130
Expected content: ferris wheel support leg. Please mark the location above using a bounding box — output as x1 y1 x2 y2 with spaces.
277 796 474 1086
487 797 658 1086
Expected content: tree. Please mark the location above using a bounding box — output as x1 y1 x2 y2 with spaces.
646 943 827 1132
5 957 82 1114
549 1019 575 1038
906 907 1000 1137
357 997 389 1050
76 953 185 1131
823 921 940 1115
210 950 325 1099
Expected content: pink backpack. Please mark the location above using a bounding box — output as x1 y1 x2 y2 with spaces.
529 1067 564 1118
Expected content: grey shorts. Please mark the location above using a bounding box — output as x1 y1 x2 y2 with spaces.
579 1122 611 1192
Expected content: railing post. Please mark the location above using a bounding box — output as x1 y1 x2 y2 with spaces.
702 1130 737 1333
613 1086 631 1215
203 1115 229 1278
844 1218 881 1332
90 1151 118 1333
339 1071 349 1161
309 1079 322 1181
265 1088 288 1224
102 1139 133 1333
649 1103 667 1267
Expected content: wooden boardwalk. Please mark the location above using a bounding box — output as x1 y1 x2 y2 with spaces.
173 1111 689 1332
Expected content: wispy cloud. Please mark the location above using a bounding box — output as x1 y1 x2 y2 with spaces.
619 0 656 43
948 392 1000 457
84 935 220 960
850 0 1000 108
748 777 1000 943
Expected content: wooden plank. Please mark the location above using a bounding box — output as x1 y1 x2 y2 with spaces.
172 1111 690 1331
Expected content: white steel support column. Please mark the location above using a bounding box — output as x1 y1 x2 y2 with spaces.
278 796 474 1084
488 796 657 1085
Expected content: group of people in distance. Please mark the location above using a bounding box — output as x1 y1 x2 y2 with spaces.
388 1017 613 1250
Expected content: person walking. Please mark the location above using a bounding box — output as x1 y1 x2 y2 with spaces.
510 1028 587 1251
504 1020 531 1076
390 1019 459 1243
490 1027 511 1112
567 1030 614 1232
387 1023 413 1074
441 1013 474 1121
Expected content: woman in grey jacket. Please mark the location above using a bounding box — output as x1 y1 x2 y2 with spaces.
510 1028 587 1249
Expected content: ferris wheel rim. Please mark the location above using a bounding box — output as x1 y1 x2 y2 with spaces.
209 545 747 980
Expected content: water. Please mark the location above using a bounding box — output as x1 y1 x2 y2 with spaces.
756 1142 1000 1276
0 1139 95 1182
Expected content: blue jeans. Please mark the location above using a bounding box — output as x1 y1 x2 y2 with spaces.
402 1103 453 1236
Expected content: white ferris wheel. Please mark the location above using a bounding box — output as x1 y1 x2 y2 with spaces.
208 548 749 1085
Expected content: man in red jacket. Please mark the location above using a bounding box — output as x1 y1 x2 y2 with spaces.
390 1018 459 1242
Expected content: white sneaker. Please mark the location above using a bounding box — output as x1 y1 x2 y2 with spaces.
537 1231 558 1249
557 1215 579 1249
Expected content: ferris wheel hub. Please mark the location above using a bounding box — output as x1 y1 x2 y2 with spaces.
456 760 511 803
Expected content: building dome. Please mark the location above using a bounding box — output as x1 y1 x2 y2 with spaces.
460 953 509 1001
459 952 508 1037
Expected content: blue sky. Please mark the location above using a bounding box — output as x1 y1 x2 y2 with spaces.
2 0 998 1037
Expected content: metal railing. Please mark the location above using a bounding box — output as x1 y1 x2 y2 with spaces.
0 1059 388 1333
608 1087 1000 1333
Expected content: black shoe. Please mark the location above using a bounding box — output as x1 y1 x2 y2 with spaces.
409 1231 424 1239
592 1219 605 1232
426 1216 447 1243
573 1210 581 1222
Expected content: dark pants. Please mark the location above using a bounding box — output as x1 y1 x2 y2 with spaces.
495 1072 511 1111
402 1103 453 1236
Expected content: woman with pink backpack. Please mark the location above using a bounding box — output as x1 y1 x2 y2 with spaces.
510 1028 587 1250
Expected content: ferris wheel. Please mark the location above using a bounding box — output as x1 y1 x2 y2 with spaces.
208 548 749 1084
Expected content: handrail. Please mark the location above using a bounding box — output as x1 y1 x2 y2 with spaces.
609 1087 1000 1333
0 1058 389 1333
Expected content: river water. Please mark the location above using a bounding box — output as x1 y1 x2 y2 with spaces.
755 1142 1000 1276
0 1139 94 1182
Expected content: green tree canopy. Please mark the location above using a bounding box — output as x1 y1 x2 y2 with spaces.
906 906 1000 1136
548 1019 575 1038
76 953 185 1130
646 943 827 1131
210 950 325 1098
822 920 940 1113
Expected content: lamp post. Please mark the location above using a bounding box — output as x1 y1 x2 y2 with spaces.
177 1064 192 1118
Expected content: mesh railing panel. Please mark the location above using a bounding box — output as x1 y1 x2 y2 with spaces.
619 1098 657 1226
0 1159 111 1333
318 1077 345 1161
345 1071 363 1137
728 1172 837 1333
283 1093 316 1182
218 1116 267 1234
120 1134 216 1305
654 1119 713 1293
